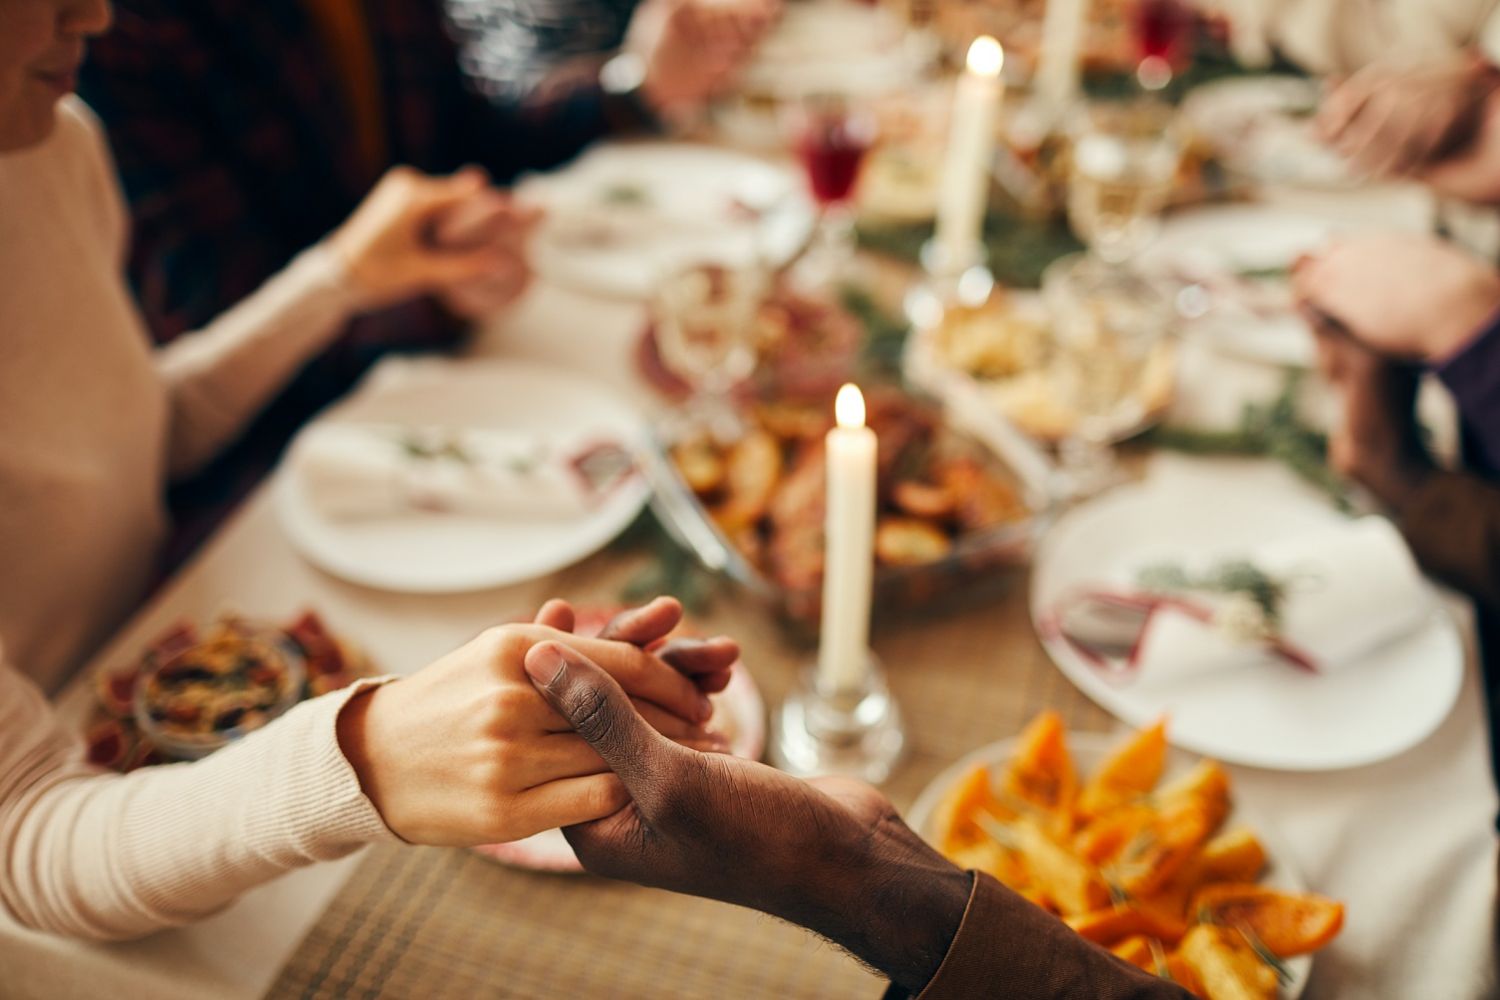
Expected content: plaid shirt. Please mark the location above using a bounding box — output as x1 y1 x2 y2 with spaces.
78 0 616 562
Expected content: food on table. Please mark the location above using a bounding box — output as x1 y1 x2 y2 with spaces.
87 611 373 768
930 711 1343 998
667 388 1030 596
926 290 1175 442
136 620 303 754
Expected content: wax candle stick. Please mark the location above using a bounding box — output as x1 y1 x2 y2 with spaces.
933 37 1005 275
1036 0 1090 112
817 384 877 695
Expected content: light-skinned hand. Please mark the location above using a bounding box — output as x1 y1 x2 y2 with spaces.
336 597 739 847
326 165 527 309
1292 233 1500 363
631 0 781 117
430 191 543 318
1316 53 1500 178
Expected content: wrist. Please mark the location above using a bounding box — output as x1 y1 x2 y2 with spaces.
791 819 971 994
335 681 410 842
1432 277 1500 364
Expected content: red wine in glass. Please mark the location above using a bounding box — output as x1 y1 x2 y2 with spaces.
1133 0 1189 64
795 115 873 207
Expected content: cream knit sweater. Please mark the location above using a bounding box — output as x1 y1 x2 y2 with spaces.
0 100 397 940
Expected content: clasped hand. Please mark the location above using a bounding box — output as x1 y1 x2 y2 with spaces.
336 597 738 846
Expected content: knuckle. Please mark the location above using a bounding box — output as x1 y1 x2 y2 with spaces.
567 684 616 744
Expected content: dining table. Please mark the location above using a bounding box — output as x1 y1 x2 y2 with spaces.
2 145 1498 1000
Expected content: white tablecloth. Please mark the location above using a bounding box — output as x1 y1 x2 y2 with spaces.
5 194 1498 999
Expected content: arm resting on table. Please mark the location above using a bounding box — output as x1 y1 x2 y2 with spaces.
881 873 1190 1000
0 657 396 940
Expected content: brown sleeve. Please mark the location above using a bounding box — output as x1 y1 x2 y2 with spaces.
1398 470 1500 613
897 873 1191 1000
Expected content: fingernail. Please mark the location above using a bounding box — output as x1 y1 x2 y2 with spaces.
524 642 568 686
698 693 714 722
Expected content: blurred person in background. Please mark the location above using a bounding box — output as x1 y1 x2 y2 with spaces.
445 0 776 118
1295 234 1500 818
1 1 737 943
1194 0 1500 192
77 0 770 557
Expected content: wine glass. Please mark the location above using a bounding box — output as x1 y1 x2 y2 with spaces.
785 93 877 288
1042 252 1171 496
1065 99 1182 269
653 240 769 441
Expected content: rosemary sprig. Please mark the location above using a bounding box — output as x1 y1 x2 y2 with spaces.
1235 921 1294 987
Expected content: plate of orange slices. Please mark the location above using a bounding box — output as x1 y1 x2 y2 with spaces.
908 712 1344 998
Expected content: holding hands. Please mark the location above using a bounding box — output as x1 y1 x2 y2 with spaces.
520 624 971 996
630 0 781 118
1317 53 1500 178
336 597 738 846
1291 233 1500 363
327 165 541 317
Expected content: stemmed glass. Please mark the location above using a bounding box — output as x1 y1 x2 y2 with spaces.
785 93 877 288
1042 252 1170 497
653 237 769 442
1065 98 1182 269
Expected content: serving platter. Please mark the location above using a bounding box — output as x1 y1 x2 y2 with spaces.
907 732 1315 998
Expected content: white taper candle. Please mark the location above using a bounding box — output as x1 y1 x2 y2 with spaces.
933 37 1005 275
817 384 878 695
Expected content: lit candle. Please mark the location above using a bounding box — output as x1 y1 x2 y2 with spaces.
933 37 1005 275
818 384 877 696
1036 0 1090 112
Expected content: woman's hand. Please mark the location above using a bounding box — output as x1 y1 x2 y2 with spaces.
326 165 530 310
430 190 543 319
632 0 780 117
336 598 739 847
1316 53 1500 177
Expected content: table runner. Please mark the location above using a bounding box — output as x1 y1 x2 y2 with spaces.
268 562 1116 999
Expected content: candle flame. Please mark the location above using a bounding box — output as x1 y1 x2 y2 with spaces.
835 383 865 429
967 36 1004 77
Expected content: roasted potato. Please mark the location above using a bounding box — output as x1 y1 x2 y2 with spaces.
876 516 954 567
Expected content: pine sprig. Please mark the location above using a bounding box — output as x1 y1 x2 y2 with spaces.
1147 373 1353 512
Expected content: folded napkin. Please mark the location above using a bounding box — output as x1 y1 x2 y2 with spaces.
290 423 632 522
1050 517 1432 686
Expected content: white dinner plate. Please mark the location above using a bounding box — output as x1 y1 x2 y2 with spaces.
1183 75 1350 190
518 143 816 299
906 732 1313 997
1142 205 1356 367
1029 459 1464 771
275 358 650 593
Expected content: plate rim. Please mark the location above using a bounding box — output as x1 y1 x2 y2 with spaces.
274 359 651 594
1027 479 1465 771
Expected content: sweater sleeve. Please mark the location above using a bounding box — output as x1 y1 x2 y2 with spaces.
155 243 366 479
0 653 398 941
888 874 1190 1000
